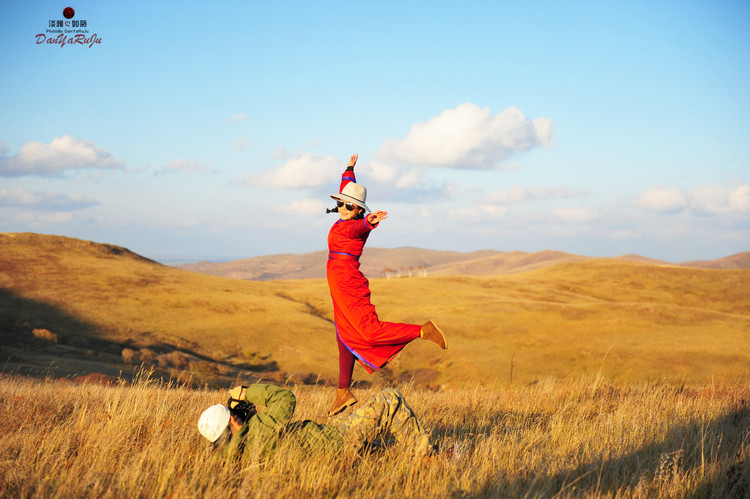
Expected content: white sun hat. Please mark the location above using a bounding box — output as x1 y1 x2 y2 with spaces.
330 182 370 212
198 404 231 442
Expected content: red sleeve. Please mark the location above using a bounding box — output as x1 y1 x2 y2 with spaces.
347 217 376 239
339 167 356 193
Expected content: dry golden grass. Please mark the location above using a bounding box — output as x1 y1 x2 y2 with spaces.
3 236 749 497
1 372 748 497
1 233 749 389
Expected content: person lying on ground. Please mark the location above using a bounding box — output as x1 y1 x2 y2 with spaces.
198 383 434 460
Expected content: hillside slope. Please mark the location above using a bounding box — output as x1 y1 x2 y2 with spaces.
682 251 750 269
0 232 335 386
174 248 597 280
176 247 504 280
426 249 589 276
2 232 749 388
175 248 747 281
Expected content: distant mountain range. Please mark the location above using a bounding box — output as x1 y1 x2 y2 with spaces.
174 248 750 281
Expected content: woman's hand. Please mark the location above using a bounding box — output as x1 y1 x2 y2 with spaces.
367 210 388 225
348 153 358 168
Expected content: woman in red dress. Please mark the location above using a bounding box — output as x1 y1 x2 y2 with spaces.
326 153 447 416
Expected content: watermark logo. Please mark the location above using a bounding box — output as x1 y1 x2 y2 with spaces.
36 7 102 48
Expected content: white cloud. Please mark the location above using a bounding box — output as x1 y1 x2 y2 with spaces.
449 204 509 222
689 184 750 215
554 206 598 223
610 229 641 240
0 188 44 206
156 159 215 175
245 153 342 189
237 154 449 206
362 160 398 184
8 211 75 225
485 184 528 204
127 164 150 174
478 204 510 217
633 186 688 213
233 136 249 151
0 187 98 211
278 198 326 216
634 183 750 215
35 212 74 224
730 185 750 212
0 135 123 177
484 185 581 204
354 161 454 204
418 207 434 219
365 160 428 191
375 103 554 169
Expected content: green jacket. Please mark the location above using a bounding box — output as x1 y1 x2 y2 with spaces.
225 384 343 457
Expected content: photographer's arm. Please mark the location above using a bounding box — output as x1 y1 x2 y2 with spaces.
243 384 296 428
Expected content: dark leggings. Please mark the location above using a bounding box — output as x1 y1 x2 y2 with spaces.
337 335 356 389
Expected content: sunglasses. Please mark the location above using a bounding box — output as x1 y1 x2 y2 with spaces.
336 200 358 211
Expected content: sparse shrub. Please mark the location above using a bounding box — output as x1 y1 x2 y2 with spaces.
32 328 57 343
656 449 684 485
189 360 219 377
138 348 157 362
215 362 231 375
156 351 190 369
121 348 139 364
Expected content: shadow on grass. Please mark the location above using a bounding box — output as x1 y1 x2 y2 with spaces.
435 400 750 496
0 288 112 350
0 289 281 387
546 405 750 497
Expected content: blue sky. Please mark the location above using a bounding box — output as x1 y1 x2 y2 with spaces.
1 1 748 263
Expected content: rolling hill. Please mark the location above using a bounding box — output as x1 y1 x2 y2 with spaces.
2 232 749 389
174 247 744 281
174 247 506 280
682 251 750 269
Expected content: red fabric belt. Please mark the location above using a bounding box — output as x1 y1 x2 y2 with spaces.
328 252 360 261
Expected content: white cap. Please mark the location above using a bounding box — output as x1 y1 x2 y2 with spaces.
198 404 231 442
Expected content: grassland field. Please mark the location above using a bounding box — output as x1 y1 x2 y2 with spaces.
1 232 749 497
1 373 748 497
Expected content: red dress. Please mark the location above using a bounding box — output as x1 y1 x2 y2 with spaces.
327 170 421 373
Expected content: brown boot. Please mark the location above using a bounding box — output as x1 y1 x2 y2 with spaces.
328 388 357 416
420 320 447 349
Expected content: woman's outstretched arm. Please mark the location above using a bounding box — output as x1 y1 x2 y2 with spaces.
367 210 388 225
